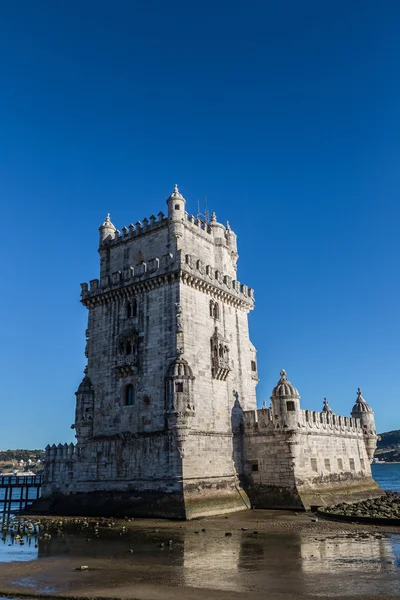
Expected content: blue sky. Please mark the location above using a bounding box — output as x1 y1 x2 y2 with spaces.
0 0 399 448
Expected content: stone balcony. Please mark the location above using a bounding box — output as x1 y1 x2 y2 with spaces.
115 355 138 377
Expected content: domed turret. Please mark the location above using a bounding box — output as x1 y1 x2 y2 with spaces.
167 356 195 380
73 369 95 441
270 370 301 427
351 388 373 414
351 388 377 462
167 184 186 219
166 356 195 422
99 213 116 245
271 369 300 400
166 184 186 241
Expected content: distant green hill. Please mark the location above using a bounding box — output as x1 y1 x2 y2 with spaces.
0 449 44 473
375 430 400 461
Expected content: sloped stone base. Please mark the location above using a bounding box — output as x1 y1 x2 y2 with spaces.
297 478 383 510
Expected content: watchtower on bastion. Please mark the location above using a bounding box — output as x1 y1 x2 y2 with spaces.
41 185 381 518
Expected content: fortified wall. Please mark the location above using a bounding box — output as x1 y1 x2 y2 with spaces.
41 185 381 518
241 371 380 509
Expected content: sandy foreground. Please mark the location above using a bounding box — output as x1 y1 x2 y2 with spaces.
1 510 400 600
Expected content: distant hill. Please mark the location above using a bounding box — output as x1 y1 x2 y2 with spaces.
375 430 400 461
0 449 44 473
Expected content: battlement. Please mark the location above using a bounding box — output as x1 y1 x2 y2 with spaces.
100 213 168 247
180 250 254 305
243 407 363 435
80 249 254 309
80 252 178 303
45 443 78 461
100 208 236 252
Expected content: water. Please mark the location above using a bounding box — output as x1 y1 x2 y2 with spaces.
0 523 400 597
372 463 400 492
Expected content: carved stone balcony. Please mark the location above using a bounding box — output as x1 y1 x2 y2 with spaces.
115 355 138 377
212 356 231 381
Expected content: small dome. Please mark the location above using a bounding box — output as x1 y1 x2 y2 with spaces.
99 213 116 231
167 356 194 379
271 370 300 400
352 388 372 413
76 373 94 395
167 184 185 202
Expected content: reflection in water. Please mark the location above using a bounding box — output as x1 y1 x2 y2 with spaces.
1 522 400 596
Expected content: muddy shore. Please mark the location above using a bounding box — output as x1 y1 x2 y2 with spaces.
1 510 400 600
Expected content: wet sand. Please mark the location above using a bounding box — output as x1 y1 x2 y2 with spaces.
1 510 400 599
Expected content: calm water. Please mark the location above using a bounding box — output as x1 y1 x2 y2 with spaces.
1 524 400 597
372 463 400 492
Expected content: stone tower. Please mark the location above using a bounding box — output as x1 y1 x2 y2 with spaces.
42 185 257 519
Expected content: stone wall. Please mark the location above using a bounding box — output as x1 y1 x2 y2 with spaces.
243 407 381 509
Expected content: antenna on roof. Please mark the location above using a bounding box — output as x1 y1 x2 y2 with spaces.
196 194 210 223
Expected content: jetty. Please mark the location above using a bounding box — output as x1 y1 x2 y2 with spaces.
0 474 41 516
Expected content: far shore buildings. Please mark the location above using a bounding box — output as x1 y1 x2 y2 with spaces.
41 186 380 519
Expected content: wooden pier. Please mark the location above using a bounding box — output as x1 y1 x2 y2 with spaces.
0 475 41 515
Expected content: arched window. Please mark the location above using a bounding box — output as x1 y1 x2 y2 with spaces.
213 303 219 319
126 342 132 355
126 303 132 318
219 344 224 358
125 384 135 406
132 297 137 317
209 300 214 317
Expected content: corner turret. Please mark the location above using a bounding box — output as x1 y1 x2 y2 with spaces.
270 369 301 428
73 368 95 442
99 213 116 246
351 388 377 461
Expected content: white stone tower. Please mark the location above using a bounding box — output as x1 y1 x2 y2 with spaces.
42 185 257 519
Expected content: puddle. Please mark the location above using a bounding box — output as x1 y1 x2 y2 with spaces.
2 519 400 596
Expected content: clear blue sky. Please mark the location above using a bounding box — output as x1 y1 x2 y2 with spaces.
1 0 399 448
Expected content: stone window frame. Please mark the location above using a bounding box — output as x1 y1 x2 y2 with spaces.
126 298 138 319
123 383 135 407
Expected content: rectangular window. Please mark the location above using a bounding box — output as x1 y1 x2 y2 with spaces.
337 458 343 471
311 458 318 472
286 401 295 412
251 462 259 472
175 204 180 210
349 458 355 471
324 459 331 472
175 382 184 393
251 360 257 372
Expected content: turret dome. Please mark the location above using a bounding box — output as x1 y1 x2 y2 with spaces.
167 356 195 380
271 370 300 400
76 371 94 395
99 213 116 244
167 184 185 202
351 388 372 413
